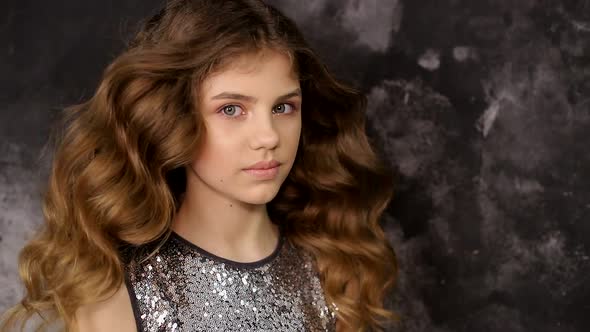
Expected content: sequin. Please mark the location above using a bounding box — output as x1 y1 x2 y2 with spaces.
124 226 338 331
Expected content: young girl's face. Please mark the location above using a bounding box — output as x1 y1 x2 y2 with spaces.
190 49 302 205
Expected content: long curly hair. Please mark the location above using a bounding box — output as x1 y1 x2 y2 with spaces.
1 0 398 331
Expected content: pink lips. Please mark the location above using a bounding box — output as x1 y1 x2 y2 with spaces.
243 160 281 180
244 159 281 170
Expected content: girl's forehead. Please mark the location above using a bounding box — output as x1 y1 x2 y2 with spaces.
211 47 296 76
200 50 299 95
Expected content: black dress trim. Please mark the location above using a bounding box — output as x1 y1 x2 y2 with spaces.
170 223 285 269
123 268 144 332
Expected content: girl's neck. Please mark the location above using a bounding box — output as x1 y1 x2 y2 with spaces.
170 195 280 264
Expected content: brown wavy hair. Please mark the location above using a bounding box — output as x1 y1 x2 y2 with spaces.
1 0 398 331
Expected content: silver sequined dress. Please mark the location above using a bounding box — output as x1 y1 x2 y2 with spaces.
124 225 338 331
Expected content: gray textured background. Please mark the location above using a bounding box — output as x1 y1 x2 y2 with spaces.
1 0 589 331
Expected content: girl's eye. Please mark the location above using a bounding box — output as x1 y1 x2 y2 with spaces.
219 104 244 118
218 103 297 119
273 103 297 114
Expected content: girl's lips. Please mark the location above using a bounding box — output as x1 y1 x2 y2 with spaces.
243 165 280 180
244 160 280 170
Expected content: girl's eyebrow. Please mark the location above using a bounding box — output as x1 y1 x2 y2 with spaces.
210 88 301 102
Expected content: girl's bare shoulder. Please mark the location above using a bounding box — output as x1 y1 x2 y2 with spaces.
75 282 136 332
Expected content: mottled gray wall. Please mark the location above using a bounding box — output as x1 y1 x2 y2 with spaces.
1 1 588 331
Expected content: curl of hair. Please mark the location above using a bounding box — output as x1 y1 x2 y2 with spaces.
1 1 398 331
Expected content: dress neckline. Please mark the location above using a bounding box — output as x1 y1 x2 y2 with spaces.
169 224 285 269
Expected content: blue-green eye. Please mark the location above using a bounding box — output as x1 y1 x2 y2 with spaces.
273 103 297 114
218 103 298 119
220 104 243 117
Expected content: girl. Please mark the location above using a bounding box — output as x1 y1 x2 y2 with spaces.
1 0 398 331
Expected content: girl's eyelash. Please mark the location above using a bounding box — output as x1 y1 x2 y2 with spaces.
217 102 298 119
